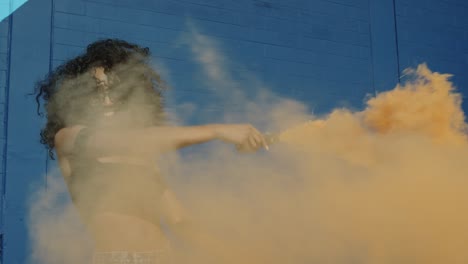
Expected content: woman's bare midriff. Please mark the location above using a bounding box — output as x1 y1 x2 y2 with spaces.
89 211 170 252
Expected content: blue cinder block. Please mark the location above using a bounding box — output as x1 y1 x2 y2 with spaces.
0 19 9 37
0 69 6 85
221 40 265 62
247 27 279 44
234 12 264 28
297 37 370 59
182 3 236 24
55 0 86 15
331 0 368 8
0 53 7 70
54 12 100 33
0 36 8 52
54 44 85 61
54 28 101 46
85 1 186 30
216 0 248 11
98 19 185 44
191 19 247 40
151 0 186 15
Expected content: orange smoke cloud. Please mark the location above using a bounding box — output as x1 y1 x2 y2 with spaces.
175 64 468 264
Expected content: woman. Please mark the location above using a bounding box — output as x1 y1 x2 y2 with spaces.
35 39 267 263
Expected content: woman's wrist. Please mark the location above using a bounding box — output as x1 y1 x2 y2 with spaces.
210 124 226 141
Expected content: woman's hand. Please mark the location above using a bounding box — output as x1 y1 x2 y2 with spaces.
214 124 268 152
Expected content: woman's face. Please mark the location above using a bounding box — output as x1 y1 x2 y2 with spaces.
92 67 112 103
91 66 116 116
93 67 109 88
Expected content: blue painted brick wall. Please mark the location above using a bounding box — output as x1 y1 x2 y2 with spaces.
2 1 52 263
0 16 10 237
0 18 8 129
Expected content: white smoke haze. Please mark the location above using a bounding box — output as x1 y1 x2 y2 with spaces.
28 172 93 264
28 26 468 264
187 27 310 130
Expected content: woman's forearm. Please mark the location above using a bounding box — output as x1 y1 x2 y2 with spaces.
146 124 223 149
76 123 266 157
87 124 223 156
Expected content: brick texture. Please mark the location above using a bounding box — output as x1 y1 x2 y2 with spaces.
0 16 9 237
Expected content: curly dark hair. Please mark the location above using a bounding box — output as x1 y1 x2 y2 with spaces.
35 39 167 159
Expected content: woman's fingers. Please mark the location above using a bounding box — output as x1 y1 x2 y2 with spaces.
248 135 257 148
232 124 270 152
253 132 267 149
246 127 268 150
256 131 269 150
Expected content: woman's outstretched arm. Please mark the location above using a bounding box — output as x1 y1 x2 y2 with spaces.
55 124 268 157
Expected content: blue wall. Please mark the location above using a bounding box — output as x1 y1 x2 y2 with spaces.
0 16 10 262
1 0 468 263
395 0 468 92
0 0 51 263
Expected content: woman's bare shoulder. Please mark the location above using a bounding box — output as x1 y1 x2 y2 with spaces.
55 125 86 156
54 126 86 179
